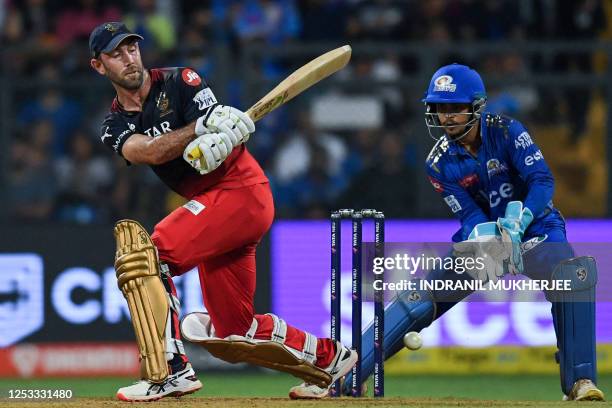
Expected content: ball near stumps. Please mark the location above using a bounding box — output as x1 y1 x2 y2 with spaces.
403 331 422 350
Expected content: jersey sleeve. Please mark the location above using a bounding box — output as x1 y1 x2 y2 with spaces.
425 162 488 242
100 114 136 158
176 67 218 123
506 120 554 218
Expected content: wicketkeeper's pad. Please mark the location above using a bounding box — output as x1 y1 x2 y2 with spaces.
115 219 169 383
181 312 332 388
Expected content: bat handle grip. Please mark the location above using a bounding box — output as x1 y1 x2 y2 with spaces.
187 146 202 160
187 110 255 162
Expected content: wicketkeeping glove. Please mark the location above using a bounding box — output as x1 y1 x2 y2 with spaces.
497 201 534 274
453 222 512 283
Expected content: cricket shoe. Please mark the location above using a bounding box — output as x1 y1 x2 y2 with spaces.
116 363 202 402
562 379 605 401
288 341 358 399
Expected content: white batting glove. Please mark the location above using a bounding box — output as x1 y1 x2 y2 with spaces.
183 132 234 175
195 105 255 148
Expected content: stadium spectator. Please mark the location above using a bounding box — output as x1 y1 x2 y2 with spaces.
338 131 417 217
555 0 606 142
272 112 346 183
7 132 57 222
0 0 609 222
54 129 114 223
55 0 121 46
297 0 349 42
18 64 82 157
124 0 176 56
231 0 301 46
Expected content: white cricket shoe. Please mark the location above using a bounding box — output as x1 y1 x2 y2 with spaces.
289 341 358 400
116 363 202 402
563 379 605 401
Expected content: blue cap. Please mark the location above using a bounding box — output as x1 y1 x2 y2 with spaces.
422 63 486 104
89 22 143 58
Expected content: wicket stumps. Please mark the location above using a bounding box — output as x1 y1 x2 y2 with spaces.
330 209 385 397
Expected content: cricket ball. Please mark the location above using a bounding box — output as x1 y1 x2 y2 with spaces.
403 331 422 350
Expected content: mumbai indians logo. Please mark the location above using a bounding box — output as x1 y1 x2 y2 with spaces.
486 158 508 177
433 75 456 92
576 267 587 281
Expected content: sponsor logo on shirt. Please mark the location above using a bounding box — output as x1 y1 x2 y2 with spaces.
182 68 202 86
514 131 533 149
458 173 479 188
112 128 133 152
489 182 514 207
428 176 444 193
192 88 218 111
444 195 462 213
144 121 172 137
524 150 543 166
183 200 206 215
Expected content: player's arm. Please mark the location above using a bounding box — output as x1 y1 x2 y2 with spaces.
121 124 196 165
506 120 554 218
426 164 488 241
100 112 235 173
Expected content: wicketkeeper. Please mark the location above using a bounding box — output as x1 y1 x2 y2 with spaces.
293 63 605 401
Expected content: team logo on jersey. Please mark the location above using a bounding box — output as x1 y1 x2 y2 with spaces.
486 158 508 177
433 75 456 92
458 173 479 188
156 91 172 116
182 68 202 86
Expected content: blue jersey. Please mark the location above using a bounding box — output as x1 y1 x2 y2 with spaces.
425 113 565 242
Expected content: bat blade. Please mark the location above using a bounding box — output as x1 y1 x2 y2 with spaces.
246 45 352 122
187 45 352 161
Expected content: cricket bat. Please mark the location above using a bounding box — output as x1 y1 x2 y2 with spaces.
187 45 352 160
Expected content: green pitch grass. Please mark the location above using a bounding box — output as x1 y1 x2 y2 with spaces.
1 374 611 407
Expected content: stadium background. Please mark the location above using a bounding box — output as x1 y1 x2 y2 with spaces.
1 0 612 401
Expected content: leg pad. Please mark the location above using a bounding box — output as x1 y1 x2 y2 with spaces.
548 256 597 395
181 312 331 387
115 219 169 383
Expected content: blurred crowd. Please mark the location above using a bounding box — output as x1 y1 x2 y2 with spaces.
1 0 609 223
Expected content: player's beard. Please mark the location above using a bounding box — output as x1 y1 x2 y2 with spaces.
108 65 144 90
444 123 467 140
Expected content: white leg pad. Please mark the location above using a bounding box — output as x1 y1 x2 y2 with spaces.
181 312 331 387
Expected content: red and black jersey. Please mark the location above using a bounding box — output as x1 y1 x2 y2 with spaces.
100 67 267 198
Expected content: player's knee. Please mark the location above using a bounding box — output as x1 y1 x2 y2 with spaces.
546 256 597 302
151 224 193 267
213 314 255 339
396 285 437 326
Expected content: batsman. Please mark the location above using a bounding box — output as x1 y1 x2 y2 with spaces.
295 63 605 401
89 22 357 401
